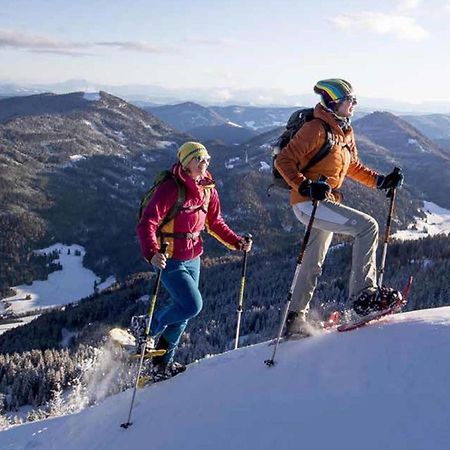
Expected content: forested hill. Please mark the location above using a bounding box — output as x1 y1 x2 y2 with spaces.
353 111 450 208
1 92 428 296
0 91 186 295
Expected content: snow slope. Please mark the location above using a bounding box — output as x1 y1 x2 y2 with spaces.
393 201 450 240
1 307 450 450
0 244 115 334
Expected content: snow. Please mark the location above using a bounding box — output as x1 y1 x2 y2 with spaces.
0 244 113 335
69 154 86 162
393 201 450 240
2 307 450 449
83 92 101 102
259 161 270 171
0 314 39 335
226 120 243 128
407 138 427 152
97 276 116 291
154 140 176 149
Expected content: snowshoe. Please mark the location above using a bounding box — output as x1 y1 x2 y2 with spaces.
152 362 186 382
338 276 413 332
284 311 311 338
108 328 166 360
137 375 152 389
352 286 403 316
269 311 340 346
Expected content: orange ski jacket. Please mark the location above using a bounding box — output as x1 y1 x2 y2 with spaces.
275 103 379 204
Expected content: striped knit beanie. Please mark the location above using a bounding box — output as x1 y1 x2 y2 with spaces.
177 141 210 167
314 79 354 110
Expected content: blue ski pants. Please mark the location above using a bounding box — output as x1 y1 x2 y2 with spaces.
150 257 202 364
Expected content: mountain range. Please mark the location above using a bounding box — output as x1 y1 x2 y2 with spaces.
3 90 449 298
2 79 450 113
1 90 450 424
0 91 186 294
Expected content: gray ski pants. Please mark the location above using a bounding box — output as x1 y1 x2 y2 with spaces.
291 200 379 319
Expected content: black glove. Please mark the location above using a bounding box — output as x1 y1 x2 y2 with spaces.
299 179 331 201
377 168 404 191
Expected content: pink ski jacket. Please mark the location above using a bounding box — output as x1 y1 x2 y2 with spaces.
137 163 242 261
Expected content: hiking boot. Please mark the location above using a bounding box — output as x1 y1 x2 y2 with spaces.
151 335 169 366
152 361 186 382
284 311 311 338
352 286 402 316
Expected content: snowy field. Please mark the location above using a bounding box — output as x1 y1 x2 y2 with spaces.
393 201 450 240
1 306 450 450
0 243 115 334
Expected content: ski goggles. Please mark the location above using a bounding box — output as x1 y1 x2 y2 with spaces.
194 155 211 164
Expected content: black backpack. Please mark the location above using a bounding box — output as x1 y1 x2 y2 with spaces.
269 108 333 192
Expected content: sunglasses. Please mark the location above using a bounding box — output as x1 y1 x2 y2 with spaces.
344 95 357 105
194 155 211 164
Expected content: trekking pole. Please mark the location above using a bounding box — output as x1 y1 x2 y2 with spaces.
121 242 169 429
265 198 320 367
377 167 401 287
234 233 252 350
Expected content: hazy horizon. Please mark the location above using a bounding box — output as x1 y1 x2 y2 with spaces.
1 0 450 110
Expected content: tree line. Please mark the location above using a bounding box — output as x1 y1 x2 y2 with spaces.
0 233 448 424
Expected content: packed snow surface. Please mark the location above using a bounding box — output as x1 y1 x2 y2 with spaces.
1 307 450 449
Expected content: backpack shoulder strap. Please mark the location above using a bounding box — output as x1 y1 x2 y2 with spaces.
138 171 186 228
158 174 186 229
300 120 334 174
201 186 212 213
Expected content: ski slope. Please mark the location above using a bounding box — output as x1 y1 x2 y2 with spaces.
1 307 450 450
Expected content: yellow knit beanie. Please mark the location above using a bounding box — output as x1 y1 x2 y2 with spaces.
177 142 210 167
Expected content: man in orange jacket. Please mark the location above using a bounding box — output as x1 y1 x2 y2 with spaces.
275 79 403 337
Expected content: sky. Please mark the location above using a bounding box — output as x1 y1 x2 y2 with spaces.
1 0 450 105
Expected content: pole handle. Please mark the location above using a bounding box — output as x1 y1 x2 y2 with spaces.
386 167 402 198
160 242 169 255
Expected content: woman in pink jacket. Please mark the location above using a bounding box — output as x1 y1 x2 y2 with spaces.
135 141 252 379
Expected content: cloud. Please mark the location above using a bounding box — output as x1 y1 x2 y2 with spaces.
95 41 177 54
0 28 86 51
187 37 237 46
209 88 234 102
397 0 422 11
332 12 428 41
0 29 177 56
30 49 94 57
